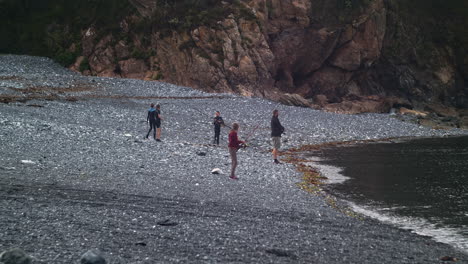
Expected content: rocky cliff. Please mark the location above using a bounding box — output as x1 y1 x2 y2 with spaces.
1 0 467 126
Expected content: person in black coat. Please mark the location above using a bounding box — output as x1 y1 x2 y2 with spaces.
271 109 285 164
213 111 225 145
145 103 157 140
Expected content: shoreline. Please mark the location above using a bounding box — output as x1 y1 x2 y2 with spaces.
296 136 468 255
1 54 468 263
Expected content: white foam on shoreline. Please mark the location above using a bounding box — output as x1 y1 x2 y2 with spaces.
309 155 468 254
305 162 350 184
349 202 468 253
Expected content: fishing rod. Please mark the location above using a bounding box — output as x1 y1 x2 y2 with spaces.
249 100 283 139
240 100 284 148
191 106 232 129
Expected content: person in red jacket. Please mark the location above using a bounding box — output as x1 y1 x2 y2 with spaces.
228 123 245 180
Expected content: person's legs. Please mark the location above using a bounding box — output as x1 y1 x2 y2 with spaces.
214 128 220 145
156 122 161 141
272 137 281 163
273 148 278 159
229 148 238 179
146 123 154 139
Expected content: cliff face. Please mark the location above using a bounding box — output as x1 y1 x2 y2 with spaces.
76 0 389 102
1 0 467 124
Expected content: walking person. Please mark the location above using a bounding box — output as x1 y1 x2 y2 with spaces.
213 111 225 145
271 109 284 164
155 104 163 142
228 123 245 180
145 103 157 140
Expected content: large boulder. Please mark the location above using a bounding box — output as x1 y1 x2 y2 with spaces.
80 250 107 264
0 248 32 264
278 93 311 107
424 103 459 118
323 96 392 114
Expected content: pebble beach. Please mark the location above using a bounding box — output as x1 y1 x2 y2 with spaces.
1 54 468 263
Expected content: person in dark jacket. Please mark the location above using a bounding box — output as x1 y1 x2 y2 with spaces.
228 123 245 180
213 111 225 145
145 103 157 140
271 109 285 164
155 104 163 142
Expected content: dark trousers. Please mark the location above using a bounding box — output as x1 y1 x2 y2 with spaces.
214 127 221 145
146 121 157 139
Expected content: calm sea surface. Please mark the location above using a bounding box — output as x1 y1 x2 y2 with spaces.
310 136 468 252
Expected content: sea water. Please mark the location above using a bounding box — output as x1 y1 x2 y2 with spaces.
310 136 468 252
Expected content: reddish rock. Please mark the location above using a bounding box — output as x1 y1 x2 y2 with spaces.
118 59 149 79
399 107 428 117
272 27 340 92
313 94 328 107
323 96 392 114
425 103 459 117
278 93 311 107
265 0 311 33
82 27 96 57
115 41 131 59
299 67 353 101
330 41 361 71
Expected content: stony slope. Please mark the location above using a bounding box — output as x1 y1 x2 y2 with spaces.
2 0 468 122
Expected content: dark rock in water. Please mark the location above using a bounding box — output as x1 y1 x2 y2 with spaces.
157 219 178 226
196 152 207 156
0 248 32 264
265 248 296 259
80 250 106 264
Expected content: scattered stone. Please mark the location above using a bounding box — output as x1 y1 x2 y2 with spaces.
157 219 178 226
65 97 79 102
0 166 16 170
211 168 223 174
26 104 44 107
440 256 458 262
265 248 296 259
0 248 32 264
80 250 107 264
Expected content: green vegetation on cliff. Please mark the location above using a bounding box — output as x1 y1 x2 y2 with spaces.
1 0 467 75
135 0 256 37
0 0 257 66
383 0 468 73
0 0 135 65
